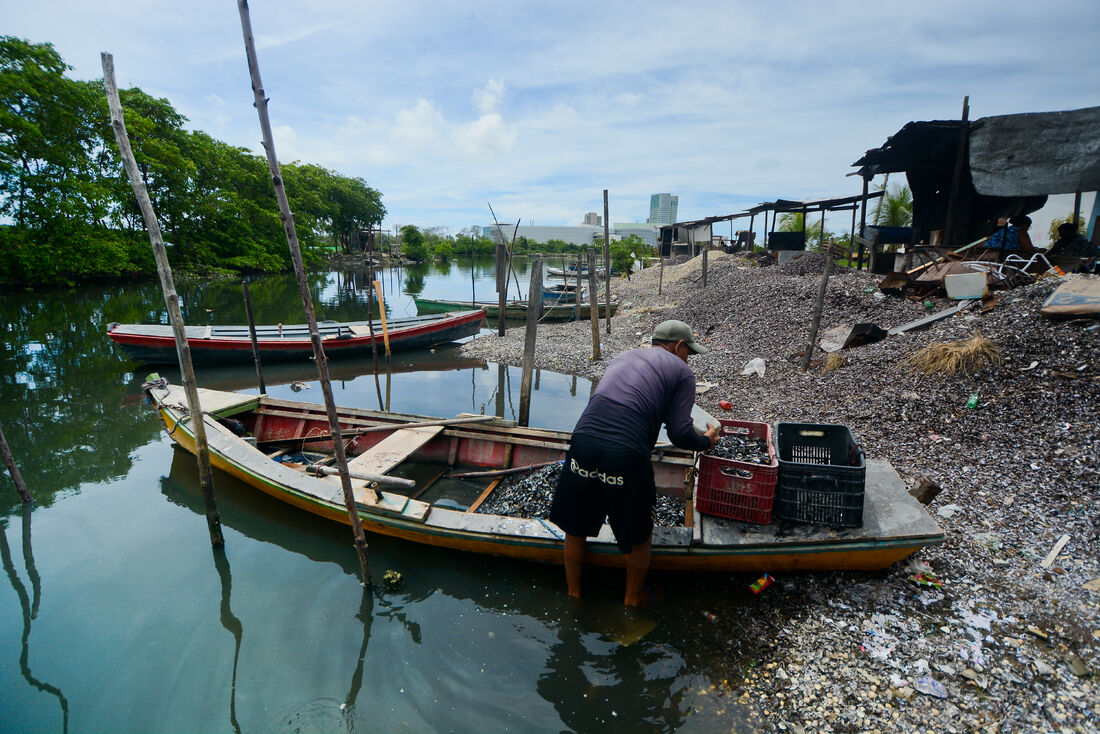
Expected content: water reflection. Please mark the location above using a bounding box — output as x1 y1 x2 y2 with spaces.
212 546 243 734
0 506 69 732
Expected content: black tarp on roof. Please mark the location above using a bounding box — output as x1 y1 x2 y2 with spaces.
969 106 1100 197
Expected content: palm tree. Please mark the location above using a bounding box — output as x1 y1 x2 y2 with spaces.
873 183 913 227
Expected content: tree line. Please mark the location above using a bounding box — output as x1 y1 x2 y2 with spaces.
0 37 385 286
398 223 652 273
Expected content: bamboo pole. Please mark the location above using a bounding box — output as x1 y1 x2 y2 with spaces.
603 189 611 334
241 281 266 395
236 1 372 585
0 422 31 503
800 243 835 372
518 256 542 427
102 53 224 547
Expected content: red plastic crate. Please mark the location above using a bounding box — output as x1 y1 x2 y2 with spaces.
696 420 778 524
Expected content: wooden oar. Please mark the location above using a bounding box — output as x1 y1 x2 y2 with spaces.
305 465 415 489
257 415 497 448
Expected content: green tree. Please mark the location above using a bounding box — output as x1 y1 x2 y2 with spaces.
875 183 913 227
400 224 426 261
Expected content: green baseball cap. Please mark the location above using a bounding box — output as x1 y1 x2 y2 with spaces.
653 320 707 354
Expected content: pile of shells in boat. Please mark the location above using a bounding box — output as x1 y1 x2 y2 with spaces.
477 460 685 527
706 434 771 464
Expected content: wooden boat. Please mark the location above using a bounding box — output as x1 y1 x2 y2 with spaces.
107 309 486 364
145 380 944 572
414 298 618 322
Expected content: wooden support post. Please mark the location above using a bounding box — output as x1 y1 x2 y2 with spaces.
748 213 755 250
701 232 708 287
657 243 665 295
236 1 373 585
849 204 857 263
241 281 266 395
819 210 826 253
858 177 869 269
603 189 611 334
102 53 224 547
943 96 970 248
1072 191 1082 230
0 422 31 503
763 209 770 250
518 256 542 427
587 247 601 360
800 243 835 372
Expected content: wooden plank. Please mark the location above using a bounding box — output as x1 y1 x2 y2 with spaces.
887 300 976 336
466 478 503 513
345 425 444 476
1041 534 1070 568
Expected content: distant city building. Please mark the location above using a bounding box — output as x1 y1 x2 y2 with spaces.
648 193 679 226
613 223 659 248
582 212 602 226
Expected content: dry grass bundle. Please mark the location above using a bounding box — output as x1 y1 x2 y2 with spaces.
901 333 1002 375
823 353 846 372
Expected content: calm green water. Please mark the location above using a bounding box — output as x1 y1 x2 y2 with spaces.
0 260 766 733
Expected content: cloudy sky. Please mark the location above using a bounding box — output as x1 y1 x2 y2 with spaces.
8 0 1099 241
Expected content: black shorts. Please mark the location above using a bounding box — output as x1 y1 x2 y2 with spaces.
549 435 655 554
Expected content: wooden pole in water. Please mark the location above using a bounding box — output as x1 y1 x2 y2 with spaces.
0 422 32 504
603 190 612 334
800 243 835 372
518 256 542 427
241 281 266 395
496 242 507 336
102 53 224 547
372 280 391 358
587 248 601 360
236 1 372 585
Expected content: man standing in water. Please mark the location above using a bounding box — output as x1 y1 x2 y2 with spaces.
549 320 720 605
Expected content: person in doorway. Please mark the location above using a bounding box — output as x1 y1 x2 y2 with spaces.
1048 222 1099 259
549 319 720 606
987 215 1035 253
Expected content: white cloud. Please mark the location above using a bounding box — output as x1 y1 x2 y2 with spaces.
472 79 506 114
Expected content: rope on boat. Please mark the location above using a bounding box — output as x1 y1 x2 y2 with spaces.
538 519 564 540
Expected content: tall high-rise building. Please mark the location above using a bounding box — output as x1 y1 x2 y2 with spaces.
583 212 602 226
648 193 679 225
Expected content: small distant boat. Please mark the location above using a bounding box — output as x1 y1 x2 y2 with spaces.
414 298 618 322
107 310 486 364
144 380 945 572
546 265 615 278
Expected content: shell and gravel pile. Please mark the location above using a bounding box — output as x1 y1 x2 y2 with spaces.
707 434 771 464
462 251 1099 732
476 460 685 527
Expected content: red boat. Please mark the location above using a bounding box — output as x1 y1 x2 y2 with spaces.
107 309 486 364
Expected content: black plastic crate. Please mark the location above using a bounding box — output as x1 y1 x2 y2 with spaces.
775 423 865 528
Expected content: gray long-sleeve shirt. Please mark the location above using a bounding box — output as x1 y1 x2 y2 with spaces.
572 347 710 455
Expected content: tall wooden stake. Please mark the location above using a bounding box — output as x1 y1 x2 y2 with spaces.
943 96 970 248
102 53 224 547
241 281 266 395
800 243 835 372
496 242 507 336
0 422 31 504
587 248 601 360
518 257 542 427
603 189 611 334
858 177 869 269
236 1 372 585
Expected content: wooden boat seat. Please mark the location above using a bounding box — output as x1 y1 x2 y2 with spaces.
326 425 444 520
